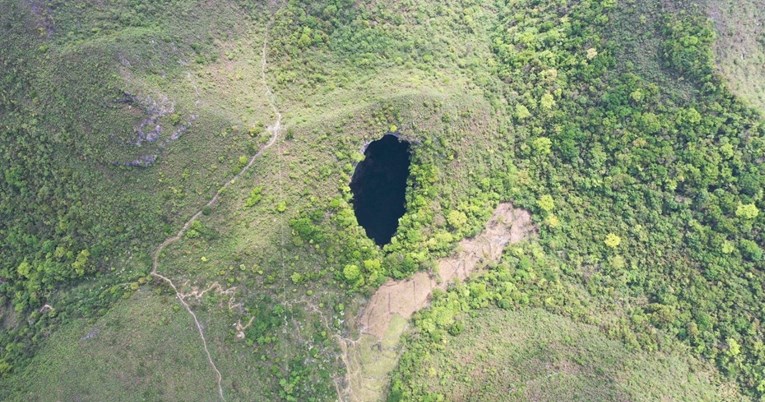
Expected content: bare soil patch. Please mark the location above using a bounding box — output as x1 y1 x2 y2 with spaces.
341 202 535 401
359 203 534 340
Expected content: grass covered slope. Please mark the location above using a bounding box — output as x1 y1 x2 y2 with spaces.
705 0 765 113
4 288 221 402
392 308 729 401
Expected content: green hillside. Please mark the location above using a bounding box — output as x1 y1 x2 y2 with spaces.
1 0 764 401
392 307 732 401
706 0 765 113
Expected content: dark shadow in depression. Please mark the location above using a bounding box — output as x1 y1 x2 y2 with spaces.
350 135 411 246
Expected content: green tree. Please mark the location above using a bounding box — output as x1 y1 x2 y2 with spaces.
245 186 264 207
544 215 560 228
604 233 622 248
740 240 763 262
721 241 735 254
363 259 383 283
641 113 662 133
532 137 552 155
630 89 644 103
515 103 531 119
447 210 468 231
537 195 555 212
72 249 90 276
16 260 32 278
276 201 287 213
0 359 11 376
727 337 741 357
735 203 759 219
540 93 555 110
363 259 381 273
343 264 361 283
297 27 313 48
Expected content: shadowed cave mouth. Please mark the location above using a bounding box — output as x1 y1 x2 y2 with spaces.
350 134 411 246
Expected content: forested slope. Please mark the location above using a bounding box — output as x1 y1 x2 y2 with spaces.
391 0 765 399
1 0 274 379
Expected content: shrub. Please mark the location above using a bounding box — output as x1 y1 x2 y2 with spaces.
515 103 531 119
537 195 555 212
245 186 264 207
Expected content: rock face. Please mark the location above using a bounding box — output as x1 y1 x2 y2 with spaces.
134 95 174 146
341 203 536 402
25 0 55 37
113 92 197 168
121 154 157 168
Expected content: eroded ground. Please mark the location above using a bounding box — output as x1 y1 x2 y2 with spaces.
342 203 535 401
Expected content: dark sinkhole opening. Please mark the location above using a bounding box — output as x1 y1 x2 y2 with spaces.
350 134 411 246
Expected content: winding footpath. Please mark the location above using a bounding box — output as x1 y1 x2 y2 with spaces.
149 15 282 402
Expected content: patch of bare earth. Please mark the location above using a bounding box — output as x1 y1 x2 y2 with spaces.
339 203 536 402
24 0 54 37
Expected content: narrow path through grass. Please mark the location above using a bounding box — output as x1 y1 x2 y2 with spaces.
148 7 284 400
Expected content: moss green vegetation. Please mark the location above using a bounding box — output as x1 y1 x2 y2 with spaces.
704 0 765 113
6 289 222 401
392 307 729 401
1 0 765 400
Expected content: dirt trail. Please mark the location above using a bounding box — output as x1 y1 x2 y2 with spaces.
341 203 535 401
148 14 282 402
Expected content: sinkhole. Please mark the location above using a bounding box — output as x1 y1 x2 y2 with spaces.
350 134 412 246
